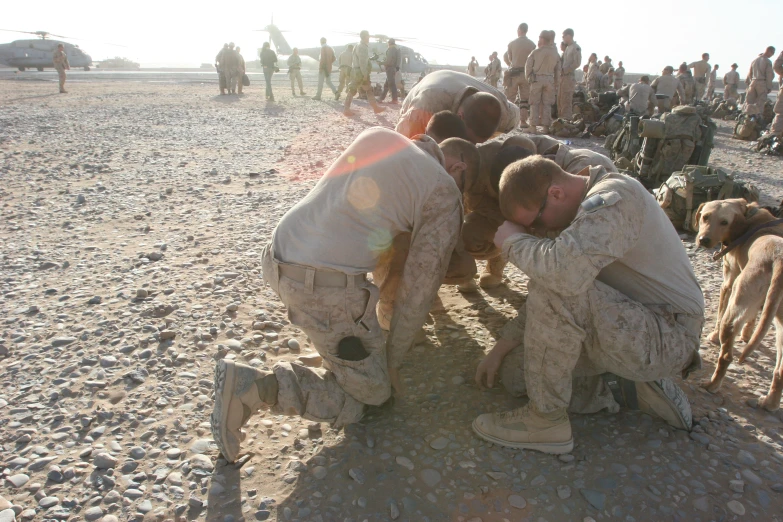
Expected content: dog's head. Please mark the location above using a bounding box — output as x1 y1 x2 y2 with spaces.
694 198 750 249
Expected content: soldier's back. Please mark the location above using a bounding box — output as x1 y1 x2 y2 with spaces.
508 36 536 68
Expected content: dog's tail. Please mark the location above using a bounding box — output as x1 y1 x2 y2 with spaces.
739 259 783 363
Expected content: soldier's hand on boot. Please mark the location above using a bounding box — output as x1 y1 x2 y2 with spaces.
494 221 529 249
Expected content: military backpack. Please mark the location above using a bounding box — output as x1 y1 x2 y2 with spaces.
656 166 759 231
733 113 764 141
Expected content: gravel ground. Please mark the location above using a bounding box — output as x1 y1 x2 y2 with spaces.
1 77 782 522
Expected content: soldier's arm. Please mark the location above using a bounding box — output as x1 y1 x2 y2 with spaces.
501 190 642 296
395 108 431 138
524 53 534 78
774 52 783 78
676 81 685 104
386 181 462 370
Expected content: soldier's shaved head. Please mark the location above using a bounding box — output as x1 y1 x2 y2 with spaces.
426 111 469 143
563 28 574 37
439 138 480 191
765 46 776 57
499 156 562 219
518 23 528 34
459 93 502 143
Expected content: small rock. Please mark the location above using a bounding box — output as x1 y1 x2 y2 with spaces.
727 500 745 515
7 474 30 488
136 289 149 299
287 339 300 351
0 509 16 522
737 449 756 466
129 447 146 460
558 454 575 463
429 437 449 450
508 494 527 509
51 337 76 347
389 500 400 520
190 454 213 471
420 469 441 487
729 480 745 493
693 497 709 512
312 466 327 480
93 453 117 469
298 354 322 367
83 507 103 521
348 468 365 485
396 456 414 470
580 489 606 511
557 486 572 500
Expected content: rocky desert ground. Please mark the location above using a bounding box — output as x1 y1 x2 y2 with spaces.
1 72 782 522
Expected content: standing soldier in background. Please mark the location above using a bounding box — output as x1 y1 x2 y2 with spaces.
600 56 612 75
525 30 560 134
236 47 246 95
614 61 624 89
723 63 740 103
260 42 278 102
468 56 479 76
705 64 718 100
313 38 338 101
380 38 402 104
744 46 776 117
675 63 695 105
771 50 783 137
487 52 502 87
287 48 306 97
688 53 711 102
52 43 70 94
586 53 601 91
215 43 228 95
558 29 581 121
651 65 685 113
506 23 537 128
344 30 386 116
335 45 354 101
223 43 240 95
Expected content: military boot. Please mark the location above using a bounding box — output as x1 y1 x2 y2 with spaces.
518 108 530 128
479 257 505 288
211 360 278 462
472 403 574 454
603 374 692 430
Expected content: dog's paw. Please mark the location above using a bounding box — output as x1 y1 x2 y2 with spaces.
759 395 781 412
701 379 721 393
707 331 720 345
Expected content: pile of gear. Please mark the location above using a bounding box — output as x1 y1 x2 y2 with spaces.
754 132 783 156
656 166 759 231
606 105 716 190
707 96 742 121
733 100 776 141
551 92 624 138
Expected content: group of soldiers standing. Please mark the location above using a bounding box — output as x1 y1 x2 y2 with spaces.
468 27 782 140
214 43 246 95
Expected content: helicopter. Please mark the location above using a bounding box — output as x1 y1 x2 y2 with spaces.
257 21 465 74
0 30 93 71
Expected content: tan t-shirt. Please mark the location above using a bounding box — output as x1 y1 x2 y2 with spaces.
503 167 704 315
396 70 520 138
508 36 536 68
273 128 459 275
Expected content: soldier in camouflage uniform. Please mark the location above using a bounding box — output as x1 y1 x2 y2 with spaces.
52 44 70 93
473 156 704 454
688 53 711 102
723 63 740 104
211 128 479 462
772 51 783 137
558 29 582 121
745 46 776 117
525 30 560 134
344 31 386 116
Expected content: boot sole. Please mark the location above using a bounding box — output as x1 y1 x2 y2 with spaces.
211 359 239 462
471 419 574 454
636 379 692 431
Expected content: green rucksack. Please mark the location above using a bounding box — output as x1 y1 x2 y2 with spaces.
656 166 760 231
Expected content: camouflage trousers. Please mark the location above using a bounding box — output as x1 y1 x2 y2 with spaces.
226 68 240 94
744 80 769 117
772 87 783 136
55 65 66 92
558 75 576 120
499 279 703 414
505 73 530 117
694 78 707 101
261 243 390 426
336 67 351 96
656 96 672 114
529 76 556 127
724 84 739 103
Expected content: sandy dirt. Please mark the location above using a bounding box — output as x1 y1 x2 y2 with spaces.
1 75 782 522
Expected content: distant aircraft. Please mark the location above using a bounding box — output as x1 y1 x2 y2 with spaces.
257 21 465 74
0 30 93 71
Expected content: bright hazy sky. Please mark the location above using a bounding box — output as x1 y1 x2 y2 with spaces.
3 0 782 73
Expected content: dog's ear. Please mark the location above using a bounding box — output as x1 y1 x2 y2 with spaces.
692 202 706 231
